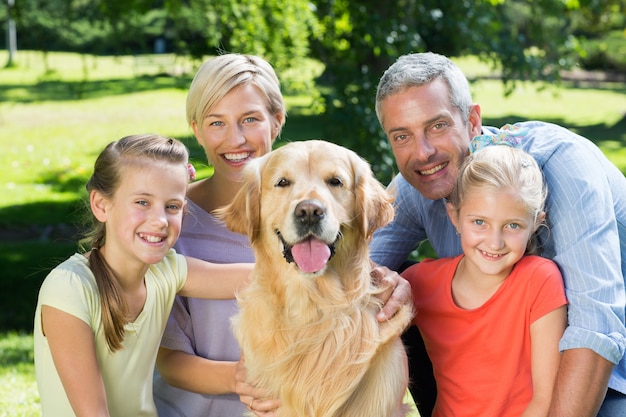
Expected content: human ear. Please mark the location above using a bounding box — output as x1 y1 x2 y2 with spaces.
446 202 461 233
90 190 109 223
467 104 482 138
534 211 546 231
271 112 284 142
191 120 201 140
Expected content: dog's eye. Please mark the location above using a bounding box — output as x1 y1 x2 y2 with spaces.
275 178 291 187
327 176 343 187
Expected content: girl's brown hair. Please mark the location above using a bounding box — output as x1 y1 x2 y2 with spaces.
81 134 189 351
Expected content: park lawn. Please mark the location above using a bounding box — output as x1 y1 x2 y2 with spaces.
2 51 625 223
0 333 39 417
1 51 625 417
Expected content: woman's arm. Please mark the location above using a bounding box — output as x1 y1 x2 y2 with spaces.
180 256 252 299
522 305 568 417
156 347 238 394
156 348 280 416
42 305 110 417
234 355 281 416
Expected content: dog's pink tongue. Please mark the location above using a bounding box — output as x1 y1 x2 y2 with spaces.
291 237 331 273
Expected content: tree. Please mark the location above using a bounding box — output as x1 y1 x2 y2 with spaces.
6 0 623 179
4 0 16 67
145 0 315 77
310 0 624 182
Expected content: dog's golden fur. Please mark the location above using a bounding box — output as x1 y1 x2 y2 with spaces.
215 140 413 417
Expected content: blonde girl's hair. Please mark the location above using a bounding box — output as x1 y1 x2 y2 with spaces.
448 146 547 255
186 53 286 135
81 134 189 351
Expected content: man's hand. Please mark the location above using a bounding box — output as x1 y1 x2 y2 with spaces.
235 357 281 416
370 264 412 322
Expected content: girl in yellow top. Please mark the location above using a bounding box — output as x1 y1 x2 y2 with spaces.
34 134 252 417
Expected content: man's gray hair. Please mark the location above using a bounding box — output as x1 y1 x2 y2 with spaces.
375 52 473 125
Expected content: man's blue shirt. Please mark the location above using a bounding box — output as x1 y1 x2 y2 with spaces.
370 121 626 393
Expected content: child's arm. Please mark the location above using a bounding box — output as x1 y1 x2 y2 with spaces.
179 256 253 299
41 305 110 417
521 305 567 417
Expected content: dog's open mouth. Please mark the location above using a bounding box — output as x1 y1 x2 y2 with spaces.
277 231 337 273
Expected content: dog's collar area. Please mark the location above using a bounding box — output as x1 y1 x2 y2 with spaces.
276 230 337 266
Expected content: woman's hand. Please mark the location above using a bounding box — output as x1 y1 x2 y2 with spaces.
235 357 281 416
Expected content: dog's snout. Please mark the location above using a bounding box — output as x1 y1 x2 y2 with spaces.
295 199 325 225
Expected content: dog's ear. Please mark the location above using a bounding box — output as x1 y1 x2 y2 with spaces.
213 159 262 242
352 153 395 240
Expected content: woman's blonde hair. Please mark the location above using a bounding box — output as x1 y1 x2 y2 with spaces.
186 53 286 135
82 134 189 351
448 145 547 254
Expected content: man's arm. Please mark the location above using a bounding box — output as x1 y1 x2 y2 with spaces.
549 348 614 417
533 125 626 415
369 175 429 270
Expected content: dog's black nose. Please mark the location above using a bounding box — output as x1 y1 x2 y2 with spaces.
294 199 325 226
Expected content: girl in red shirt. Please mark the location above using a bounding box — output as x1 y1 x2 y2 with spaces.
402 142 567 417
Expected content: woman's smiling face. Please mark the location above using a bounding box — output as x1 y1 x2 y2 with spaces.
192 83 281 184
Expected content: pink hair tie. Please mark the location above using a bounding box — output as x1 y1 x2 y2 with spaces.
187 163 197 182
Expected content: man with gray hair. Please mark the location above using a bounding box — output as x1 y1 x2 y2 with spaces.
370 52 626 417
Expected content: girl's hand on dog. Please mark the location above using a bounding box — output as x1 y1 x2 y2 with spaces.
370 264 412 322
235 357 281 416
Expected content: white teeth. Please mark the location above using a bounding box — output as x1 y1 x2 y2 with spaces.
480 250 502 258
419 162 447 176
224 152 251 162
141 234 163 243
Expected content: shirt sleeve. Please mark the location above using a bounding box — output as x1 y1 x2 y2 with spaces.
528 258 568 325
370 175 428 270
159 295 196 353
37 258 99 329
540 137 625 364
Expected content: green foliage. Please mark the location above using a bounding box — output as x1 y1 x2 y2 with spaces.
309 0 605 181
570 0 626 36
10 0 116 54
7 0 318 79
0 332 34 368
150 0 320 92
311 0 426 182
579 30 626 71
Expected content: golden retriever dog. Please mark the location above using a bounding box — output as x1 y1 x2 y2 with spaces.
215 140 413 417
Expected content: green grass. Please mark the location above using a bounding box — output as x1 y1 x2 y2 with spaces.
0 333 39 417
1 50 625 417
469 76 626 160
